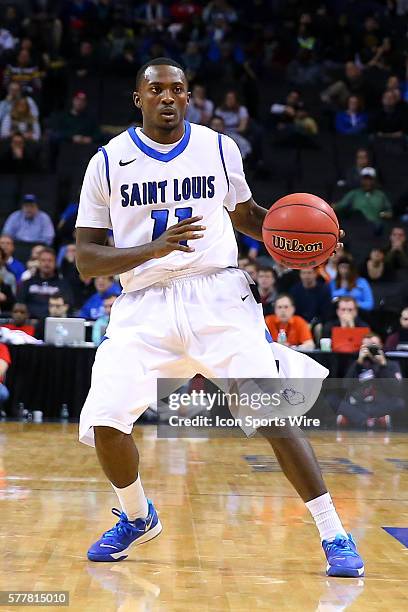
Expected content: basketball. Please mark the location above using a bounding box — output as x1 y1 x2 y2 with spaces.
262 193 340 269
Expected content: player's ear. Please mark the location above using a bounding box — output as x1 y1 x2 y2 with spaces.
133 91 141 108
186 91 191 105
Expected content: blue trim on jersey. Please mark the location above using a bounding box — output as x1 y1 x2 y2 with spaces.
99 147 111 196
217 133 229 191
265 329 273 343
127 121 191 162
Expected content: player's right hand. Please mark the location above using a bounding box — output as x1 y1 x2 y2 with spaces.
151 216 206 258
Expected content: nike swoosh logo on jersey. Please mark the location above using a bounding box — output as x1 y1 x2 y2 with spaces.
119 158 137 166
241 295 249 301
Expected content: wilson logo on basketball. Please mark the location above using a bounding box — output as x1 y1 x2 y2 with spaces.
272 235 323 253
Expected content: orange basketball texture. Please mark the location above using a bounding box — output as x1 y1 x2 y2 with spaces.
262 193 339 269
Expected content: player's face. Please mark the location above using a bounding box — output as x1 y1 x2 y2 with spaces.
134 66 189 131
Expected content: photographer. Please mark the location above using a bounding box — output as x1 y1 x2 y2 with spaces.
336 333 404 429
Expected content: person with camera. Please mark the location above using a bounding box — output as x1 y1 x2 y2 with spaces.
336 333 404 429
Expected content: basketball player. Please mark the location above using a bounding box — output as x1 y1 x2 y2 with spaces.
76 58 364 577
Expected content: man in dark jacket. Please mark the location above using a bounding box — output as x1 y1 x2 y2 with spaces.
17 247 73 319
290 269 332 324
337 333 404 429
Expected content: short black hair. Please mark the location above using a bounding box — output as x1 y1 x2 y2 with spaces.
135 57 185 89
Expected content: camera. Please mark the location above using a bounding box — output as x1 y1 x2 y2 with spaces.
368 345 381 356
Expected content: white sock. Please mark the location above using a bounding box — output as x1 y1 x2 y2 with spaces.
112 474 148 521
305 492 347 541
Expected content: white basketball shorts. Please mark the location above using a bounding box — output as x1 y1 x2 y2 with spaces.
79 267 280 446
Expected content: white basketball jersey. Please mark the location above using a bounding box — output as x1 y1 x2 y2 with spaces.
76 122 252 292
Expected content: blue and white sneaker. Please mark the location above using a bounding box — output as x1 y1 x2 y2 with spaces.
322 533 365 577
88 500 162 562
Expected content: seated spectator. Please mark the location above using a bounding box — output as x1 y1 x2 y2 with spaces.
56 202 78 244
3 48 42 94
133 1 169 31
290 269 332 324
384 226 408 270
0 235 25 282
273 263 299 293
270 90 303 126
181 42 203 82
323 247 349 282
265 294 314 349
2 302 35 336
20 244 44 282
360 248 392 282
0 97 41 141
36 293 70 340
329 257 374 311
321 297 370 339
51 91 99 145
17 247 73 319
336 333 404 429
185 84 214 126
92 295 117 346
210 115 251 159
0 82 39 126
335 95 368 135
337 148 373 191
71 40 99 78
2 194 55 246
243 261 258 283
369 89 407 138
215 90 250 137
286 49 322 87
79 276 121 320
334 167 392 234
0 342 11 412
384 307 408 351
0 132 40 173
0 246 16 295
257 267 277 316
321 62 365 110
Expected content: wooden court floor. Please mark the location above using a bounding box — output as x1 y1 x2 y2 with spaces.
0 423 407 611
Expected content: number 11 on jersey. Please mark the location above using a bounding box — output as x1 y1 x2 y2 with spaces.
151 207 193 245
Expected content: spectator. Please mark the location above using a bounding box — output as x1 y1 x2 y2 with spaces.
257 266 277 316
133 0 169 31
329 257 374 311
36 293 70 340
0 97 41 141
186 84 214 126
209 115 251 159
2 194 55 246
92 294 117 346
338 148 373 191
2 302 35 336
56 202 78 244
321 296 370 339
360 248 392 283
384 306 408 351
336 333 404 430
0 246 16 295
51 91 99 144
334 167 392 233
170 1 202 24
0 82 39 125
0 275 15 314
0 342 11 412
270 90 303 126
215 90 250 137
384 226 408 270
335 95 368 135
0 235 25 282
181 42 203 82
20 244 44 282
243 261 258 283
79 276 121 320
0 132 41 173
202 0 238 25
290 269 332 324
287 49 322 87
370 89 407 138
323 246 350 282
3 48 42 93
17 247 73 319
265 294 314 350
321 62 365 111
71 40 98 78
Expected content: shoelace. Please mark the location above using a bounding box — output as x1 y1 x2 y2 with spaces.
325 535 356 557
102 508 141 539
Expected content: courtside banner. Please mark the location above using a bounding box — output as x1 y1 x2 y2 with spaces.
155 377 408 438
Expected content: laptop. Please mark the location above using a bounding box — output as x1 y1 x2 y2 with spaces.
45 317 86 346
331 326 370 353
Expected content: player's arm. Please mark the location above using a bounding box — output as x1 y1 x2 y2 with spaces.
76 218 205 277
229 197 266 241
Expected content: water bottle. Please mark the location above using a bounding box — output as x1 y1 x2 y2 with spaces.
277 328 287 345
18 402 27 421
54 324 68 347
60 403 69 422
